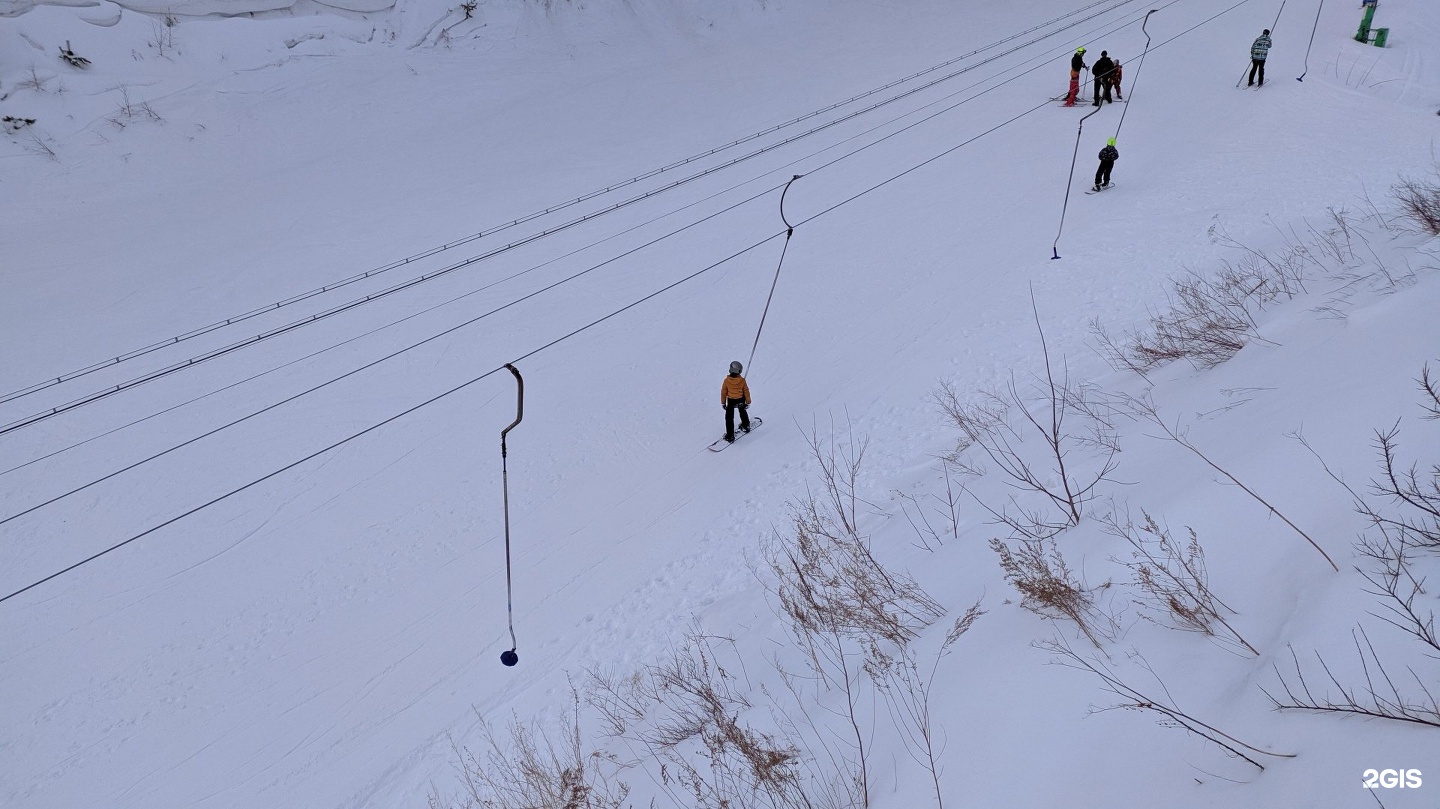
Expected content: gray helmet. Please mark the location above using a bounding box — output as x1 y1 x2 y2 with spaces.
729 361 743 375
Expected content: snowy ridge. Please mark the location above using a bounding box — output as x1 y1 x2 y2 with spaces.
3 0 1440 807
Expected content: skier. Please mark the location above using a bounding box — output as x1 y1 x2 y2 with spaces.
1066 47 1088 106
1092 51 1115 105
720 360 751 443
1094 137 1118 191
1111 59 1124 100
1248 29 1272 86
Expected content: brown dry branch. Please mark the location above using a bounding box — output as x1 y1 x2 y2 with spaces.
990 537 1113 648
1102 508 1258 656
1092 223 1322 375
894 460 965 552
1046 639 1295 771
590 632 827 809
1265 628 1440 729
767 655 868 809
1132 398 1339 572
429 688 629 809
876 601 984 809
759 423 953 806
800 417 873 537
764 489 942 807
772 492 944 655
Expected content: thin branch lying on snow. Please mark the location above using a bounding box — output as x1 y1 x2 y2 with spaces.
1045 639 1294 771
1130 397 1339 572
1265 628 1440 729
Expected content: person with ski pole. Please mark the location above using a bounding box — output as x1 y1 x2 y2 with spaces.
1094 137 1118 191
1092 51 1115 105
1066 47 1088 106
720 361 751 443
1248 29 1272 86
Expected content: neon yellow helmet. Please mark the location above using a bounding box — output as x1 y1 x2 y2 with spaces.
1107 137 1116 146
1076 47 1086 54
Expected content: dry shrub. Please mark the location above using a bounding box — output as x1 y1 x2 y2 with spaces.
989 537 1111 648
1392 175 1440 235
1103 508 1257 655
587 633 827 809
430 690 628 809
1092 225 1315 375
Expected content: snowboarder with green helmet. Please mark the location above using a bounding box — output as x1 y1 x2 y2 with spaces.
1094 137 1118 191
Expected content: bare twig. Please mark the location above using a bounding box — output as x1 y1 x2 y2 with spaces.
1132 399 1339 572
1047 639 1294 770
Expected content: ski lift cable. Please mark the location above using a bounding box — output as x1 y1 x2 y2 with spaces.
0 0 1160 442
0 181 788 528
0 0 1141 408
0 0 1266 603
0 233 784 607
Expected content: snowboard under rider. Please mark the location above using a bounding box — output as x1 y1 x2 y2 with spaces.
721 361 752 443
1094 137 1118 191
1249 29 1272 86
1092 51 1115 105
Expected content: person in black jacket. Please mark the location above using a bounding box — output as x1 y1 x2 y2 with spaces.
1092 51 1115 105
1066 47 1087 106
1094 138 1118 191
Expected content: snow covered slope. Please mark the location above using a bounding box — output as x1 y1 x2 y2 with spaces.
3 0 1439 806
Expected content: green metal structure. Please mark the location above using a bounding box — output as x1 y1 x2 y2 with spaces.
1355 2 1389 47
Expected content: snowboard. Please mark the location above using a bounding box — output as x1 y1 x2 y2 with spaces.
1085 181 1116 194
708 416 763 451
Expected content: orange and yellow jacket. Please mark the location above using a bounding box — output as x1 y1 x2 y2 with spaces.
721 374 751 405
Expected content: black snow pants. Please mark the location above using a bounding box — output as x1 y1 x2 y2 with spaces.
1248 58 1266 86
1094 158 1115 188
724 398 751 440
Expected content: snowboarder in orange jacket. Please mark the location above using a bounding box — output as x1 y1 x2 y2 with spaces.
721 361 752 442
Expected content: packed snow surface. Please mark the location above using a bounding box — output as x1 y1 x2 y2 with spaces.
3 0 1439 807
